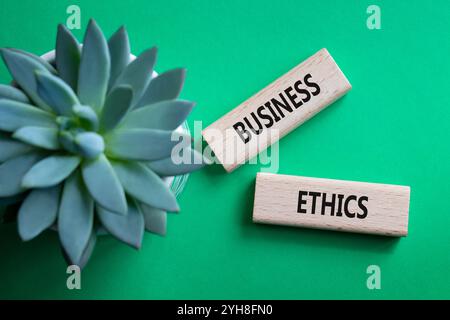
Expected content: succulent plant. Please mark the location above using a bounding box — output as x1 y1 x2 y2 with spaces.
0 19 205 268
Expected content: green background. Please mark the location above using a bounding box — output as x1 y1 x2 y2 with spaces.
0 0 449 299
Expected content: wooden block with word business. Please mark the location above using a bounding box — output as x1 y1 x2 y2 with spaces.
253 173 410 236
202 48 351 172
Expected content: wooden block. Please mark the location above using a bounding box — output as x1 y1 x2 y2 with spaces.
253 173 410 237
202 48 351 172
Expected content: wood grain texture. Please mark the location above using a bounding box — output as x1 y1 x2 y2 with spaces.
202 48 351 172
253 173 410 237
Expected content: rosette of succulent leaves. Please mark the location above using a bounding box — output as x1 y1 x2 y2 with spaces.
0 19 206 268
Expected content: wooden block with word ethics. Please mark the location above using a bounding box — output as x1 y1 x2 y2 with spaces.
253 173 410 236
202 48 351 172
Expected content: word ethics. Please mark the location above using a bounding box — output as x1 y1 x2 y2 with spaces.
203 48 351 172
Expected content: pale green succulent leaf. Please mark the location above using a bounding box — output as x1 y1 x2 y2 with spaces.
18 185 61 241
121 100 194 131
9 48 57 74
147 147 206 176
0 133 35 162
112 47 157 106
97 199 144 249
0 100 56 132
56 24 81 90
0 152 44 197
35 71 79 116
138 203 166 236
62 230 97 270
106 129 188 161
100 85 133 132
0 48 52 111
136 68 186 108
108 26 130 90
112 161 179 212
81 154 127 215
0 84 30 103
21 155 81 188
72 104 99 131
74 132 105 159
58 171 94 266
13 126 60 150
77 19 110 112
